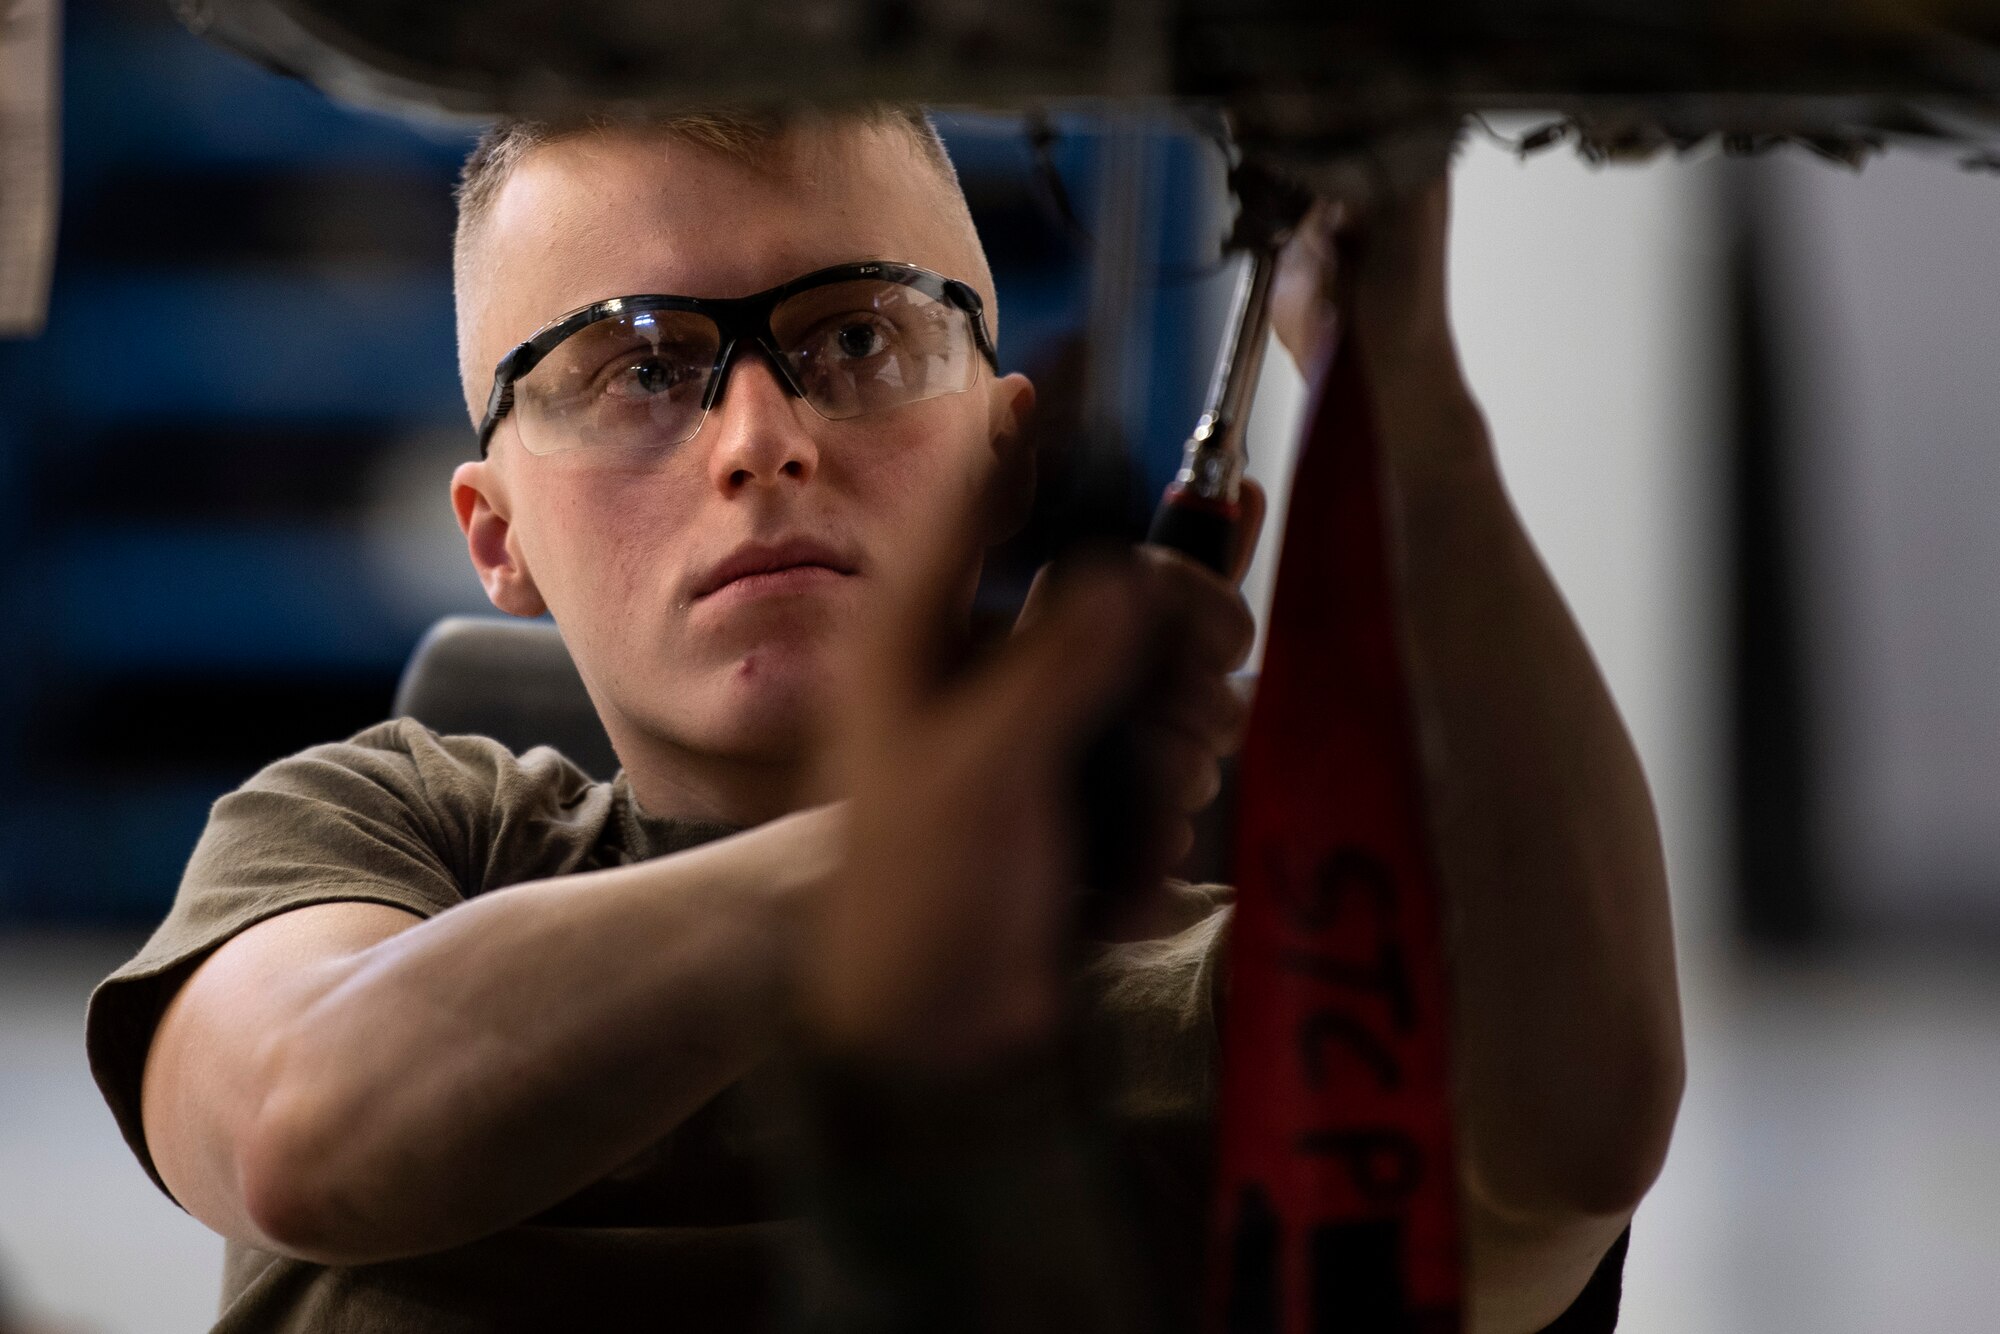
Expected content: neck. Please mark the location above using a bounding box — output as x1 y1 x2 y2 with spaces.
606 721 823 829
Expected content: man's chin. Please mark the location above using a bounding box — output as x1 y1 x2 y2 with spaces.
685 649 838 758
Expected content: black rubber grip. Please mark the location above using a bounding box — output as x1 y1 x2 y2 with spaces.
1147 495 1236 575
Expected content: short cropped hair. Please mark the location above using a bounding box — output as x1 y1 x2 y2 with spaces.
452 105 959 296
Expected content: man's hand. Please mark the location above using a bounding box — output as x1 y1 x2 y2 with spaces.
1016 527 1262 899
805 466 1258 1065
807 552 1139 1064
1271 184 1459 389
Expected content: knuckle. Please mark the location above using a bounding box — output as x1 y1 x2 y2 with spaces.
1197 759 1222 807
1216 604 1248 648
1223 599 1256 662
1212 690 1249 746
1151 670 1243 755
1186 667 1245 731
1176 756 1221 811
1147 734 1205 802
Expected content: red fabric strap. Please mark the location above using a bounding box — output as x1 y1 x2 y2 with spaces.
1205 328 1465 1333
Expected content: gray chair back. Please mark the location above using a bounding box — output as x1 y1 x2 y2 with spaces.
394 616 620 780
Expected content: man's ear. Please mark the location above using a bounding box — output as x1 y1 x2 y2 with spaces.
981 371 1038 545
452 460 549 618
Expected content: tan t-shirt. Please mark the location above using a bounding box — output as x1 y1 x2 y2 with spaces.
84 720 1230 1333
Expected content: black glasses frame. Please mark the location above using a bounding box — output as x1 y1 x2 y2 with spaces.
475 259 1001 457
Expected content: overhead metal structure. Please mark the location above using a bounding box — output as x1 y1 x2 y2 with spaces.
171 0 2000 190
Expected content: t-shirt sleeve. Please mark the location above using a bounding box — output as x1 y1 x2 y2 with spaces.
1079 879 1233 1127
1537 1224 1631 1333
83 718 604 1197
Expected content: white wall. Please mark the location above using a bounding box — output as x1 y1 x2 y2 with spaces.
1767 150 2000 932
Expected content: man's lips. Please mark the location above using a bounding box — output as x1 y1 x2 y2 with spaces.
691 538 859 602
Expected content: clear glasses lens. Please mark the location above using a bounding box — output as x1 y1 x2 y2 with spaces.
511 307 721 456
506 279 978 456
772 280 976 421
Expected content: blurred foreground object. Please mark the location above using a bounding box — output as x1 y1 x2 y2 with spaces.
0 0 57 337
174 0 2000 186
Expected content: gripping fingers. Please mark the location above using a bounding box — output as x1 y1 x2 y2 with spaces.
1137 547 1257 674
1148 658 1252 758
1135 727 1224 816
981 560 1147 757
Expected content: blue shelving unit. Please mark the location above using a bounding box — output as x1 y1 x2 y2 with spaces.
0 0 478 922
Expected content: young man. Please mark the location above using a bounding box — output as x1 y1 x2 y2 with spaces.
86 108 1683 1332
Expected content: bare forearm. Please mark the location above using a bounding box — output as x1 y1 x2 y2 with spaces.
244 808 833 1262
1365 343 1684 1222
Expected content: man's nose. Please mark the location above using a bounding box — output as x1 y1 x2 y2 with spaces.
703 350 821 494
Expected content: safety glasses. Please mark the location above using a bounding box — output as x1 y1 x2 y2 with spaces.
476 260 1000 458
